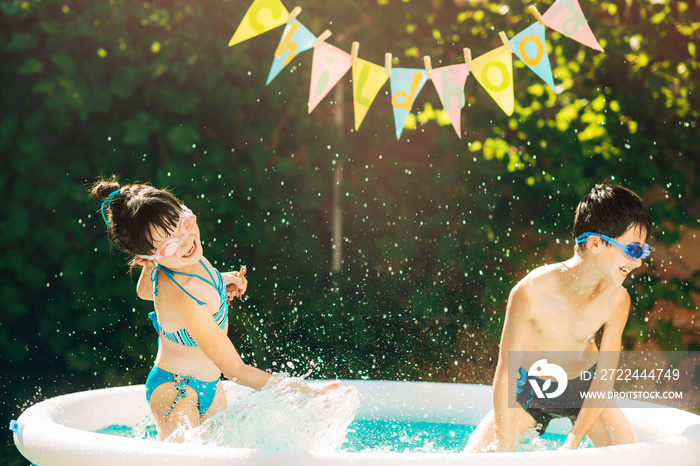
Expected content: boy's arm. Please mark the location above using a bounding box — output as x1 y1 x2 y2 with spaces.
493 282 533 451
562 290 631 449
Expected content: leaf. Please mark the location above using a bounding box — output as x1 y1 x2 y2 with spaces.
17 58 43 75
110 67 141 99
164 124 201 153
122 111 161 145
7 32 36 52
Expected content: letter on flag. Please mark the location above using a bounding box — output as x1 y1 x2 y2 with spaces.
510 22 557 93
471 46 515 116
352 58 389 131
389 68 428 140
229 0 290 47
308 43 353 114
429 64 470 138
542 0 604 52
266 19 317 85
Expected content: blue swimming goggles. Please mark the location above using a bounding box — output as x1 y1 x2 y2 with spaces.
575 232 651 260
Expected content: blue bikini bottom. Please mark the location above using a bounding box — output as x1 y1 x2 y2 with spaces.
145 365 220 417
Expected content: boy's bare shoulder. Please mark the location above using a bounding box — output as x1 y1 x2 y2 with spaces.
607 284 632 315
506 265 559 312
515 262 564 293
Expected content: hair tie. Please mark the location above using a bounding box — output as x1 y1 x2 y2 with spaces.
101 188 122 225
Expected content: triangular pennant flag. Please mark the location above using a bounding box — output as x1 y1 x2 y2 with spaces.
352 58 389 131
308 43 353 114
389 68 428 140
266 19 317 85
228 0 290 47
429 64 470 138
471 46 515 116
542 0 604 52
510 22 558 93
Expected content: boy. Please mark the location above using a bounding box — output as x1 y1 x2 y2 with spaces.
465 183 652 451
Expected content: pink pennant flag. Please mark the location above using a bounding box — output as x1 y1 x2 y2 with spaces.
308 43 353 114
542 0 604 52
429 64 470 138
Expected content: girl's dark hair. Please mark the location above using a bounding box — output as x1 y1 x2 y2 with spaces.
90 177 183 256
572 182 652 250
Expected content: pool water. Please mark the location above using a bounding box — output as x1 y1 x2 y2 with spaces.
343 420 473 452
98 419 575 453
95 379 583 452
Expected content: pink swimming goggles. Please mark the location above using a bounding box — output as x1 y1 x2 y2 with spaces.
137 206 197 260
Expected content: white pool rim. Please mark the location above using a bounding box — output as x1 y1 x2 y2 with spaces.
13 380 700 465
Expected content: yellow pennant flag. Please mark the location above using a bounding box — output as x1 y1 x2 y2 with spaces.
471 46 514 116
229 0 290 47
352 58 389 131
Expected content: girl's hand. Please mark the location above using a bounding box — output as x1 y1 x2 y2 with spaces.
311 380 358 399
283 379 356 397
223 266 247 303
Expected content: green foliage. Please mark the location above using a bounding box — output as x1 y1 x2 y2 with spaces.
2 1 699 461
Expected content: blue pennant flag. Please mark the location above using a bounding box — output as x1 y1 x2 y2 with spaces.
510 22 558 93
266 19 316 85
389 68 428 139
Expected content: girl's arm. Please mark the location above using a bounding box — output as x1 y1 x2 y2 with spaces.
157 285 273 389
159 276 344 394
136 261 155 301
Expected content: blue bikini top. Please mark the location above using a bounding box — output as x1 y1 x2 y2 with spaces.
148 259 228 347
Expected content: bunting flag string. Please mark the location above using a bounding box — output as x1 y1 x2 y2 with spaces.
228 0 605 139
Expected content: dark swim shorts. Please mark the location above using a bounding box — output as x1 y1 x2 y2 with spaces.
516 364 597 435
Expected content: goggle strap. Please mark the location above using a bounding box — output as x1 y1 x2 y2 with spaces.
101 189 122 226
577 232 651 259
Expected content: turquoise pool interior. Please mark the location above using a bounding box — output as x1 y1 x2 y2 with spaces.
98 419 582 452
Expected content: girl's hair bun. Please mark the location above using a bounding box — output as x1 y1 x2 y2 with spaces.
90 178 121 200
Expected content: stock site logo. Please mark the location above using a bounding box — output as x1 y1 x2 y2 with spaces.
526 359 567 398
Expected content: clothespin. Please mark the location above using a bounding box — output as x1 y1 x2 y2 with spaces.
528 5 545 25
463 47 472 71
499 31 513 54
287 6 301 23
351 41 360 64
385 53 392 76
313 29 332 47
423 55 433 80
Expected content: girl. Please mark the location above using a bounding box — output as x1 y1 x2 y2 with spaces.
91 178 343 440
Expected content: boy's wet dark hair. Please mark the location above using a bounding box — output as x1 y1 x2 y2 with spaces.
573 183 652 250
90 177 183 257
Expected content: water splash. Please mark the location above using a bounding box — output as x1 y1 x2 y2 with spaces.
478 427 592 452
177 376 360 451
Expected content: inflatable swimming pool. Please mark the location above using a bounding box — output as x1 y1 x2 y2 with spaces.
12 380 700 465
